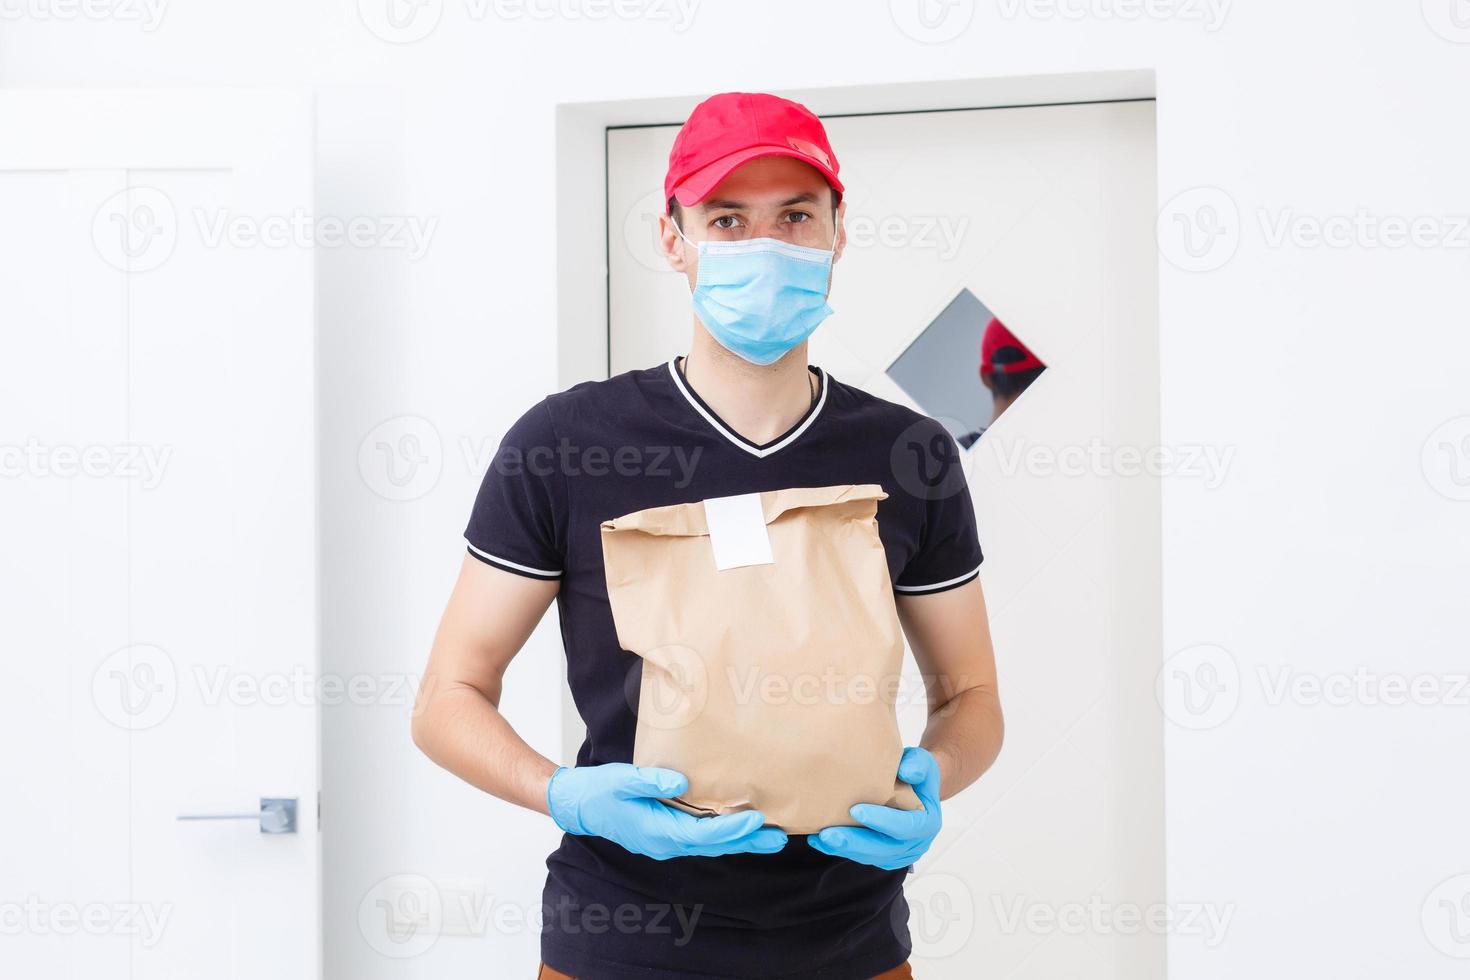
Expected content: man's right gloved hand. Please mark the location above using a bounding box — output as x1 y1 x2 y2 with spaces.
547 763 788 860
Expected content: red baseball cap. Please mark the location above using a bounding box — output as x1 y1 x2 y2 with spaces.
665 92 843 213
981 317 1046 376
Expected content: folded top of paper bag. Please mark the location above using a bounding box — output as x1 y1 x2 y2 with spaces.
600 483 888 538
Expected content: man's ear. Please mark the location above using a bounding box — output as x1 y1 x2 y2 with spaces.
659 212 689 275
832 198 848 264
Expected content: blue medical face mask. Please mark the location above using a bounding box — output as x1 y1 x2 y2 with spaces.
672 214 838 366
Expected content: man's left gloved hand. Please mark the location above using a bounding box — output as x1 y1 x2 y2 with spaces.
807 746 942 871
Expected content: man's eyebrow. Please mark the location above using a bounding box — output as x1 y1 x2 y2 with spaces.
701 192 822 211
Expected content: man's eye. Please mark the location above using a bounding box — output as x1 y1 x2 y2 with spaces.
785 211 812 223
712 215 739 230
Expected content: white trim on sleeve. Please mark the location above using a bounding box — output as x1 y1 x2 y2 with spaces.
893 561 982 594
466 541 562 579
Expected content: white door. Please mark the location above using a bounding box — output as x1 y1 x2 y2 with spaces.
608 100 1164 978
0 91 319 979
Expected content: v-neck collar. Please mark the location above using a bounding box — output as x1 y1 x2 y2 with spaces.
666 356 828 459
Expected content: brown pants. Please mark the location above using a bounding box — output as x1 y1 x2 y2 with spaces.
537 962 913 979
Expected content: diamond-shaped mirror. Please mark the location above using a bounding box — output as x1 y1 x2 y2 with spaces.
886 288 1047 448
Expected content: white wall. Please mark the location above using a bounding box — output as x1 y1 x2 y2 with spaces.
5 3 1469 977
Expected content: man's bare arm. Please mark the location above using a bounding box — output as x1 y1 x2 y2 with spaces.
895 577 1003 800
411 555 561 814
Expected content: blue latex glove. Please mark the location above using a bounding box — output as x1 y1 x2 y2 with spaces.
547 763 788 860
807 746 942 871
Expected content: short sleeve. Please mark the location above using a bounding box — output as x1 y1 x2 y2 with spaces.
463 399 567 580
892 423 984 596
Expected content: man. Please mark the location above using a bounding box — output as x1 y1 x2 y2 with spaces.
413 92 1003 979
958 317 1047 449
980 317 1047 418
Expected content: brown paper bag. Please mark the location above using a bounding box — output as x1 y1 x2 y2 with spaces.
600 484 921 834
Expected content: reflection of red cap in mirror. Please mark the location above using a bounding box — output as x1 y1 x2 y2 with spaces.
980 317 1046 377
664 92 844 213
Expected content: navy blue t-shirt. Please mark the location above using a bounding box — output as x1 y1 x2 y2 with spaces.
464 356 983 980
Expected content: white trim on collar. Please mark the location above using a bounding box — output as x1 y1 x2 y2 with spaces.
666 357 827 459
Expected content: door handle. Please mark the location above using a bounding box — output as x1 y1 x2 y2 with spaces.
178 797 298 834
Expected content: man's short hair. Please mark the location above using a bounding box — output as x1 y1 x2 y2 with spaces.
985 346 1046 399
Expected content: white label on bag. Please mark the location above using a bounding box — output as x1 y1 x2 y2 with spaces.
702 493 775 571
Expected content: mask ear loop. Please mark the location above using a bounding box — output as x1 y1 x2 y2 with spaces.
669 211 698 251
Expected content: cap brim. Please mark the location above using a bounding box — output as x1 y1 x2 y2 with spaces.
671 144 844 209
